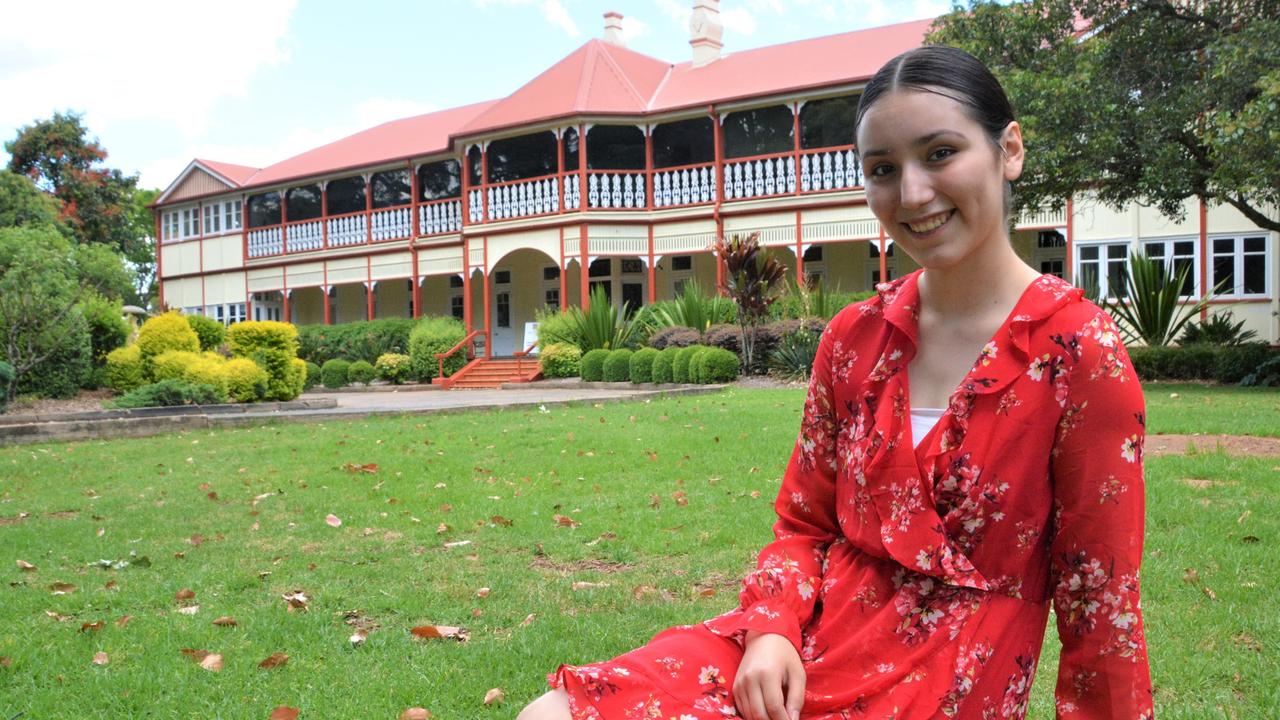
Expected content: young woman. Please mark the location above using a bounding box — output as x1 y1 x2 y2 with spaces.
520 46 1154 720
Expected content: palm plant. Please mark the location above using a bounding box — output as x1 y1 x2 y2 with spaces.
716 232 787 372
1177 310 1258 346
1103 250 1214 347
572 286 638 351
634 279 736 334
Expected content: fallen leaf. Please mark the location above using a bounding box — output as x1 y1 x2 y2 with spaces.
45 610 73 622
207 491 218 501
410 625 470 642
92 651 109 666
649 494 661 509
553 514 581 529
269 708 300 720
697 587 717 598
1 656 12 667
177 605 201 615
343 462 379 474
571 581 610 591
471 608 483 618
435 523 450 534
443 540 471 549
79 621 104 633
199 653 223 671
519 613 537 627
672 491 689 507
115 615 132 627
483 688 505 705
176 588 196 602
750 490 762 499
399 709 432 720
212 616 237 627
252 492 275 506
104 580 117 591
50 582 77 595
16 560 36 572
181 648 210 662
325 514 342 528
490 515 513 527
350 629 368 646
259 652 289 669
475 587 491 598
1182 568 1201 584
282 590 310 612
633 584 656 599
1238 510 1252 524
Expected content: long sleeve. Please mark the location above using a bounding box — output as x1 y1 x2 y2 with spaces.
1048 311 1155 719
704 323 841 654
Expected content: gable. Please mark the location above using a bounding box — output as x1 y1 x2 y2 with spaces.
167 168 235 203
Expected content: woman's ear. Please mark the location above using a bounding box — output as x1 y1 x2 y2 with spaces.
1000 121 1025 182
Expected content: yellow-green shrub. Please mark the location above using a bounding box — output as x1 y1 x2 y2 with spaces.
224 358 268 402
151 350 204 382
136 312 200 376
105 345 145 393
183 358 229 398
288 358 307 399
227 321 303 401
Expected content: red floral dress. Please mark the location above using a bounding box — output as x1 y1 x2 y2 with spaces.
551 271 1155 719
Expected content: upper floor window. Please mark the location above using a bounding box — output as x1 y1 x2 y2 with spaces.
653 117 714 168
202 204 221 234
487 132 556 183
286 184 322 222
723 105 794 159
326 175 366 216
586 125 645 170
163 199 242 242
562 128 580 170
1212 235 1269 298
371 169 411 209
800 95 857 150
418 160 461 201
247 192 282 229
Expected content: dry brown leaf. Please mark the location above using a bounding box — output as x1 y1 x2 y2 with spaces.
181 648 210 662
207 491 219 501
252 492 275 506
115 615 132 628
672 491 689 507
410 625 470 642
50 582 77 595
325 514 342 528
490 515 513 527
45 610 72 622
553 514 581 529
475 587 491 599
435 523 450 534
16 559 36 572
282 590 310 612
349 629 368 646
259 652 289 669
483 688 505 705
697 587 717 598
92 651 109 666
212 616 237 627
519 613 536 627
750 490 762 499
79 621 104 633
633 584 657 599
104 580 117 591
571 581 610 591
343 462 379 474
175 588 196 602
399 709 432 720
269 708 300 720
649 494 661 509
199 653 223 672
177 605 201 615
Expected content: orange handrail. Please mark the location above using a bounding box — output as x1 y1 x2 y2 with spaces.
512 338 540 374
435 329 479 379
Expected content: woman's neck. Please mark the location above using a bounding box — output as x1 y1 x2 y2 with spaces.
916 235 1040 322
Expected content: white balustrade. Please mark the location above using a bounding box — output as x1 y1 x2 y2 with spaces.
653 166 716 207
247 227 282 258
799 149 861 192
467 190 484 223
327 214 368 247
565 175 581 210
371 206 412 241
285 220 323 253
485 176 559 221
723 156 795 201
418 199 461 235
587 172 646 209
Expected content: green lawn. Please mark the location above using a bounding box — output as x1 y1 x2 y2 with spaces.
0 385 1276 718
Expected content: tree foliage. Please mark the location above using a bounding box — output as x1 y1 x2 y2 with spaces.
929 1 1280 232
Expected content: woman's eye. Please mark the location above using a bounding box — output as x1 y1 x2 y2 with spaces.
869 163 894 178
928 147 956 162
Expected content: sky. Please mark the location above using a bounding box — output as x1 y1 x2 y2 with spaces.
0 0 956 191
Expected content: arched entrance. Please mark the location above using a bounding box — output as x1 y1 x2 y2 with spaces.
488 247 559 356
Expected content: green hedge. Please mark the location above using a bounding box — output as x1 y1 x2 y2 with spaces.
374 353 412 384
348 360 376 386
673 345 708 384
227 321 303 401
652 347 678 383
408 316 467 381
297 318 417 365
17 309 90 399
321 359 350 389
0 360 12 412
539 343 582 379
1127 343 1278 383
304 361 322 391
629 347 659 383
110 379 228 409
699 347 741 383
186 313 226 352
603 349 634 382
580 349 609 381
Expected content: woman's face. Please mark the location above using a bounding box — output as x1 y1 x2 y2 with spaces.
856 88 1023 272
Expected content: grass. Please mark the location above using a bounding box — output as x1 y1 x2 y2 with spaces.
0 385 1276 718
1144 382 1280 437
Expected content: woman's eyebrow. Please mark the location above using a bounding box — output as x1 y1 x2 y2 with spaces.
862 130 965 157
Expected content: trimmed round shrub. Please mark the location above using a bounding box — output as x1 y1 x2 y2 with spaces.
539 343 582 379
374 353 412 384
648 326 702 350
151 350 204 382
652 346 678 383
673 345 708 384
183 357 229 398
304 361 322 391
602 349 634 382
110 379 227 409
629 347 659 383
227 321 302 401
81 293 131 365
689 348 709 383
186 313 226 352
348 360 375 386
703 324 742 354
321 359 351 389
137 311 200 373
408 316 467 381
580 349 609 382
225 358 268 402
105 345 145 393
700 347 741 383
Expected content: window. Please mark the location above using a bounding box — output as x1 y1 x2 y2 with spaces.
586 125 645 170
545 288 560 307
451 295 464 319
496 291 510 328
588 258 611 277
182 208 195 237
418 160 461 201
326 176 367 216
486 132 557 183
1038 230 1066 248
622 282 643 312
247 192 282 229
493 270 511 285
1143 238 1197 297
449 274 465 289
542 265 560 281
1040 259 1065 278
371 169 411 209
286 184 323 222
1076 241 1131 299
620 258 643 274
672 255 693 271
723 105 794 158
203 205 218 234
653 118 714 168
800 95 857 150
1211 235 1269 297
803 245 824 262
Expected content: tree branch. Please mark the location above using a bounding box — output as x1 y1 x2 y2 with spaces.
1220 194 1280 234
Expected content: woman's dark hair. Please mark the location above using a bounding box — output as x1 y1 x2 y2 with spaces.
855 45 1017 148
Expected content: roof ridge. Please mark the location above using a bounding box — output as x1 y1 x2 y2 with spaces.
574 41 600 110
594 41 650 109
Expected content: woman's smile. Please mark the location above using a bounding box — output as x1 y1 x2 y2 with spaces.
904 209 955 236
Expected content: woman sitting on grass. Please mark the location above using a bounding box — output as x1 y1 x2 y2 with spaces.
519 46 1154 720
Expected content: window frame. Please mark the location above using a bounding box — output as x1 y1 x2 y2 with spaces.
1210 234 1271 299
1141 236 1200 300
1073 238 1133 301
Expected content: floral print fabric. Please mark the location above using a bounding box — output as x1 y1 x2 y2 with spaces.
551 271 1154 719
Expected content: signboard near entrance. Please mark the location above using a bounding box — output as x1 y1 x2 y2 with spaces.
523 322 539 355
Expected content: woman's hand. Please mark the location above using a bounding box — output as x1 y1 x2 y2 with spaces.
733 631 806 720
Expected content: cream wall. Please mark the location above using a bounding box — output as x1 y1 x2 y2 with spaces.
202 234 244 273
291 287 326 326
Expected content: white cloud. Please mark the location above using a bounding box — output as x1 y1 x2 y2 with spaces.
720 7 758 36
654 0 690 28
620 15 652 43
0 0 297 140
540 0 581 37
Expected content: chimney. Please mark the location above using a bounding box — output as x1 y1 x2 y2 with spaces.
689 0 724 67
603 11 625 46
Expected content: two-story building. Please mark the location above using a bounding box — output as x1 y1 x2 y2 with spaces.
153 2 1278 368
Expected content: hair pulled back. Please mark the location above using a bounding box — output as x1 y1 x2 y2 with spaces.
855 45 1017 148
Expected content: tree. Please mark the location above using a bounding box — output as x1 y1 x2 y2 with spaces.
0 170 68 232
715 232 787 373
5 112 156 301
929 1 1280 233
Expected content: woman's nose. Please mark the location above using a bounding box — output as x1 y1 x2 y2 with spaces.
898 163 934 210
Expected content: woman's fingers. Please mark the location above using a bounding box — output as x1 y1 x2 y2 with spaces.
740 680 767 720
784 662 807 720
760 675 789 720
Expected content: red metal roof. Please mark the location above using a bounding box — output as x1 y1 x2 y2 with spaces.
195 159 260 186
180 18 932 200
